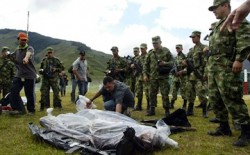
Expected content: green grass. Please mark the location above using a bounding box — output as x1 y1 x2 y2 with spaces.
1 82 250 155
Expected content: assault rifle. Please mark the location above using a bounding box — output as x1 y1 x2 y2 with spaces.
104 62 125 82
186 58 203 80
125 55 142 77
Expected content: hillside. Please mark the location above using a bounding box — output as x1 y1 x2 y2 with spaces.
0 29 112 80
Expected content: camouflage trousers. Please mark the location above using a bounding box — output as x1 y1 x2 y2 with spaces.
40 77 62 109
149 78 170 109
171 81 181 101
135 79 143 99
186 80 207 103
208 71 250 124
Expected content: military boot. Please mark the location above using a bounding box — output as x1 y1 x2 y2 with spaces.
165 108 170 117
146 107 155 116
146 99 150 112
202 101 208 118
186 102 194 116
170 100 175 109
182 100 187 111
134 97 142 111
207 121 232 136
195 103 203 108
233 124 250 147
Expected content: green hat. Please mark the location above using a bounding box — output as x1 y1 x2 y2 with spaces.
1 46 9 52
110 46 118 51
208 0 230 11
189 31 201 38
140 43 147 49
133 47 139 52
176 44 183 49
152 36 161 43
46 47 54 52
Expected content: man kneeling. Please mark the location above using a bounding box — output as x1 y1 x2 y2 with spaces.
86 76 134 115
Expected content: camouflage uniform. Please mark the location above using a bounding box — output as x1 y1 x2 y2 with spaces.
132 47 143 110
0 48 16 98
106 46 127 82
207 5 250 146
143 36 174 116
39 47 64 110
170 44 188 109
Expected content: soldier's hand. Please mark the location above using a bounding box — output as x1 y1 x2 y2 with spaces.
232 60 243 73
130 64 135 69
182 60 187 66
158 61 165 66
143 75 149 82
176 71 183 76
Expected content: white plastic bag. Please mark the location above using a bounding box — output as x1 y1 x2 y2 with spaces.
76 95 97 111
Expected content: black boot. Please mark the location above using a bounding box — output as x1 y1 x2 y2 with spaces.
134 97 142 111
146 99 150 112
182 100 187 111
208 121 232 136
170 100 175 109
146 107 155 116
165 108 170 117
209 117 220 123
186 102 194 116
202 101 208 118
233 124 250 147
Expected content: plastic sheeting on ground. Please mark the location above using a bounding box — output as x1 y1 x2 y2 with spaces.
39 108 178 150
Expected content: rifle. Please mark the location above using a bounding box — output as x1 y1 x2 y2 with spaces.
126 55 142 77
104 62 125 82
186 58 203 80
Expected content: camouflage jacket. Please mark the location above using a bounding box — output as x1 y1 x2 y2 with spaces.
143 47 173 80
172 52 186 82
188 43 207 81
40 56 64 79
208 18 250 72
0 57 16 85
106 56 127 81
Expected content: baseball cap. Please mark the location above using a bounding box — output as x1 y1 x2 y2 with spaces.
17 32 28 40
189 31 201 38
208 0 230 11
79 50 85 55
110 46 118 51
152 36 161 43
140 43 147 49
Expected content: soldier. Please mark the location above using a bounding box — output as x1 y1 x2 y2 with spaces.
39 47 64 111
143 36 174 116
9 32 37 115
128 48 139 95
170 44 188 110
184 31 208 118
207 0 250 147
0 47 15 98
131 47 143 111
105 46 127 82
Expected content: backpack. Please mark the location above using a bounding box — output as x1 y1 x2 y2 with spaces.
68 65 73 74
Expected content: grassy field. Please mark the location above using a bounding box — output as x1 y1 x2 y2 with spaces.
1 82 250 155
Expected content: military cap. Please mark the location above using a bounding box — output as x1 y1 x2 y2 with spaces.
79 50 85 55
176 44 183 49
46 47 54 52
189 31 201 38
1 46 9 52
110 46 118 51
208 0 230 11
152 36 161 43
140 43 147 49
133 47 139 52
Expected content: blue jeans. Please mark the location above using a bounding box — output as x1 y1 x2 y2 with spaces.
104 100 116 111
10 77 36 113
77 80 88 96
71 78 77 103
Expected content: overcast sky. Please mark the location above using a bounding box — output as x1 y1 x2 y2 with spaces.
0 0 247 56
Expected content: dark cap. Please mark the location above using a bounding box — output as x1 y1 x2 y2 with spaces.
208 0 230 11
189 31 201 38
79 51 85 55
110 46 118 51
